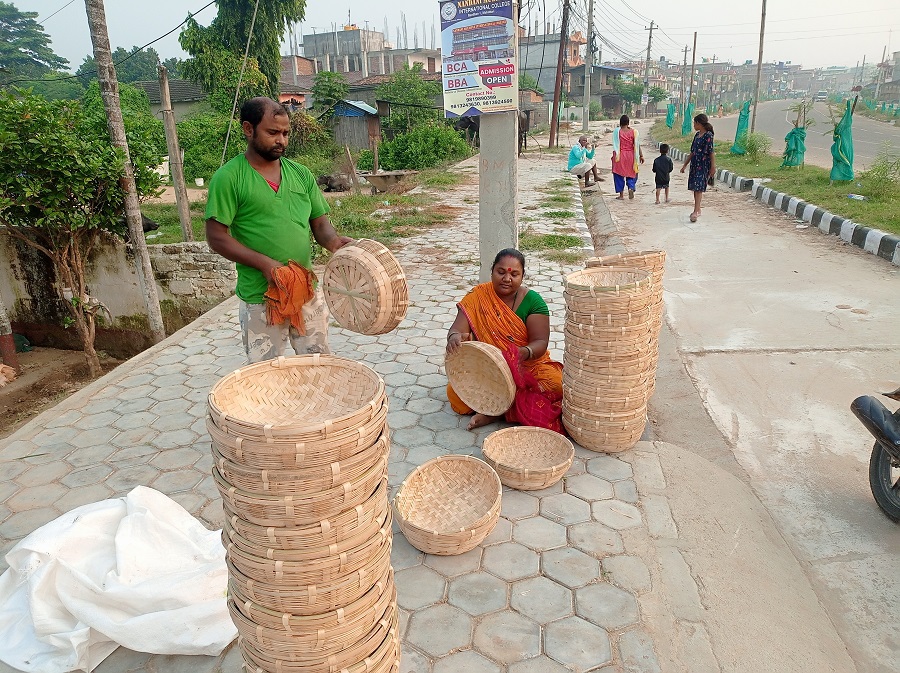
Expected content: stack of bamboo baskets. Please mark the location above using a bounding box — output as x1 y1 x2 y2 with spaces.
562 250 666 453
207 355 399 673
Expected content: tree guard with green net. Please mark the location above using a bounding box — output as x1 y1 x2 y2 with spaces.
681 104 695 136
730 100 751 155
666 104 675 128
830 99 854 182
781 126 807 167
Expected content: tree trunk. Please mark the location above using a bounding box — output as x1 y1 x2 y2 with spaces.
84 0 166 344
0 294 20 374
55 245 102 378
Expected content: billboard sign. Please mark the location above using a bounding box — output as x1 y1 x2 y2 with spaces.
439 0 518 117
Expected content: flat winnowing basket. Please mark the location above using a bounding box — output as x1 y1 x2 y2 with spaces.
482 427 574 491
228 534 393 614
213 455 387 527
212 434 388 494
208 355 385 439
445 341 515 417
321 238 408 336
393 455 502 555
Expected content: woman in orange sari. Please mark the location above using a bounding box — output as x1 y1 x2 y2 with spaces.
446 249 564 432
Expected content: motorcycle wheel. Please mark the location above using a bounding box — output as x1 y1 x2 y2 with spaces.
868 442 900 522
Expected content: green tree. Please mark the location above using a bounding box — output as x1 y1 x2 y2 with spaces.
76 46 162 84
519 72 544 94
0 1 67 83
648 86 669 103
376 64 442 136
162 57 183 78
311 71 348 111
176 108 244 182
613 79 644 107
0 89 151 376
29 72 85 100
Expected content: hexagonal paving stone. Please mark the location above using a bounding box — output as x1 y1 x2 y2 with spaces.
425 547 481 577
513 516 567 551
168 491 207 516
539 493 591 525
106 465 160 493
500 491 539 520
508 655 571 673
472 610 541 664
406 604 473 657
114 397 158 415
151 429 199 451
568 521 625 557
433 650 499 673
387 410 420 429
482 517 512 545
3 507 59 538
16 461 69 487
448 572 508 616
61 464 113 489
7 483 67 511
602 555 652 593
396 565 447 610
0 480 19 502
511 576 573 623
149 385 190 402
576 582 640 630
565 473 615 502
399 647 432 673
420 412 461 432
73 411 120 431
544 616 612 670
482 542 539 581
586 455 634 481
388 462 416 488
393 426 436 448
407 445 448 466
614 479 640 503
592 500 643 530
150 447 202 470
55 483 114 513
542 546 601 588
618 628 662 673
112 411 159 432
31 426 79 448
65 440 118 465
405 396 443 414
152 469 204 494
434 428 475 451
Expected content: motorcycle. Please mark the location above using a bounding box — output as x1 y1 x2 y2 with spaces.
850 387 900 521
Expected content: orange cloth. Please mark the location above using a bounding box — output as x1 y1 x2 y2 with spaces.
448 283 563 431
264 261 315 334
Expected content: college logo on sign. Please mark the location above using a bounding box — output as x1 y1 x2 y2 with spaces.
440 2 458 21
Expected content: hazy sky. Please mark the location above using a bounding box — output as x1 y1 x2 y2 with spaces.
18 0 900 72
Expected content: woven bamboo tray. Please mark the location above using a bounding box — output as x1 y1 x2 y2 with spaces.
212 434 388 495
564 320 654 340
321 238 408 336
562 373 654 402
482 427 574 491
562 387 650 414
563 350 657 374
213 455 387 527
444 342 516 417
394 455 502 555
586 250 666 275
564 293 654 315
563 415 646 453
565 306 656 328
206 405 387 470
562 402 648 423
239 628 399 673
208 355 385 439
563 329 655 356
228 534 393 614
563 267 651 295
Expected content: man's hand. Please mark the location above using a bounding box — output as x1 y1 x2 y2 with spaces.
639 154 645 164
327 236 355 253
260 257 284 285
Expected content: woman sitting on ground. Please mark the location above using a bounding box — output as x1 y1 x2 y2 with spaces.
446 249 564 433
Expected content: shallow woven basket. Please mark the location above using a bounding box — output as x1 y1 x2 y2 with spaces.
212 433 388 495
394 455 502 555
562 401 648 423
563 415 646 453
563 267 651 296
565 306 656 328
213 455 387 527
321 238 409 336
445 342 515 417
482 427 574 491
208 355 385 439
586 250 666 275
564 320 654 340
563 386 650 414
206 405 387 470
563 329 655 356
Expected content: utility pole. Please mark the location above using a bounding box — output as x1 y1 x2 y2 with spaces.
750 0 766 133
681 44 689 115
859 55 866 85
687 31 697 108
158 66 193 242
643 21 654 118
875 45 887 99
708 54 717 110
84 0 165 344
582 0 594 132
549 0 570 147
362 20 369 77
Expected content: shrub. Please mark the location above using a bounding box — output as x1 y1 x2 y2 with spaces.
860 151 900 200
358 124 471 171
742 132 772 162
176 109 244 182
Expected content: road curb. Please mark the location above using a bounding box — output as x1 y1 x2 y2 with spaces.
655 142 900 267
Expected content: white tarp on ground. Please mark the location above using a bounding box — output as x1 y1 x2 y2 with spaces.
0 486 236 673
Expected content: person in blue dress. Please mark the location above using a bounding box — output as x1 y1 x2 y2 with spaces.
680 113 716 222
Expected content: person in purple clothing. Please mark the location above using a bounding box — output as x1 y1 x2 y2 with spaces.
680 113 716 222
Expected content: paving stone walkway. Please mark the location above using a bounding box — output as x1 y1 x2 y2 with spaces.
0 150 668 672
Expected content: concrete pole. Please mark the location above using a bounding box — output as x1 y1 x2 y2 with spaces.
549 0 570 147
750 0 766 133
582 0 594 132
687 32 697 108
681 45 688 115
643 21 654 118
158 66 193 242
479 112 519 282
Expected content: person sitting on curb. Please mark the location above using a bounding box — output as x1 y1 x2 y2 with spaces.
568 135 603 187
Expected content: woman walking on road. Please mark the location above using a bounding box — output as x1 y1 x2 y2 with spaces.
681 113 716 222
611 115 643 200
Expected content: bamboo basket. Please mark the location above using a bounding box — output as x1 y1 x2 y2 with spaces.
563 387 650 414
212 434 388 494
563 350 658 374
228 536 393 614
564 320 654 340
444 341 516 417
562 368 654 391
563 267 651 295
213 455 387 527
586 250 666 276
321 238 409 336
206 406 388 470
564 306 656 328
482 427 574 491
562 403 647 424
563 415 647 453
393 455 502 555
563 330 655 357
208 355 385 439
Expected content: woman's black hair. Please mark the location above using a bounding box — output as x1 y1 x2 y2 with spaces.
693 113 714 133
619 114 630 127
491 248 526 273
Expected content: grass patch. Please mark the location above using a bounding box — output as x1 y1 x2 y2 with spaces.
519 231 583 251
418 169 464 188
544 210 577 219
545 250 585 265
540 194 573 208
652 121 900 235
142 201 207 244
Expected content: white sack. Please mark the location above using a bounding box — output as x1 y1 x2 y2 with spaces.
0 486 236 673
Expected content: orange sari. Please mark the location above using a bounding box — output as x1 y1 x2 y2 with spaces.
447 283 564 432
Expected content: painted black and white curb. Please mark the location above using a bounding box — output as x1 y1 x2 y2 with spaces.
655 142 900 267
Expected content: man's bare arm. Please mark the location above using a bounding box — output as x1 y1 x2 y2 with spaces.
310 214 353 253
205 219 282 283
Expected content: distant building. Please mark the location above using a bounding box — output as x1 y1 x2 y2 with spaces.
280 55 316 83
348 71 443 108
331 100 380 152
303 25 385 74
519 30 585 94
132 79 206 120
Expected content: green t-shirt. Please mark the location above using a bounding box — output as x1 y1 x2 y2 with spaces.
515 289 550 323
205 155 330 304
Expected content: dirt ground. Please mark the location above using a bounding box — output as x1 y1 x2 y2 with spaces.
0 348 121 440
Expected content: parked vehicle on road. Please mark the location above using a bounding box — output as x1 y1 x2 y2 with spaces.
851 387 900 521
814 90 828 102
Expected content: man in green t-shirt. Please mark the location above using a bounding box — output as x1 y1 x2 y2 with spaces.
205 97 352 362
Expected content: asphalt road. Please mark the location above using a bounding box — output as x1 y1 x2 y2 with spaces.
712 100 900 170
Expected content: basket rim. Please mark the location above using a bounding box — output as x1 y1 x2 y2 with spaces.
482 427 575 476
444 341 516 416
563 266 651 293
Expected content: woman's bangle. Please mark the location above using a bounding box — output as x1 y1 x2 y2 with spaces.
524 346 533 359
447 331 460 342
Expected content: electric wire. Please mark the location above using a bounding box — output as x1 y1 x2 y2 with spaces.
38 0 76 23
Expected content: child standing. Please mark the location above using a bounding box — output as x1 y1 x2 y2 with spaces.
653 144 674 204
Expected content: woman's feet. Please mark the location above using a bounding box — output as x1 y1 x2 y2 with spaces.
628 188 635 199
467 413 502 430
615 194 624 200
689 211 700 222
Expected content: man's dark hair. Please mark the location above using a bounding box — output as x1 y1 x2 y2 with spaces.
659 144 669 155
240 97 288 129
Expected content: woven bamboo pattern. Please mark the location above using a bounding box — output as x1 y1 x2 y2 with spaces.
208 355 385 438
482 427 574 491
321 239 409 336
563 415 646 454
563 267 651 294
393 455 502 555
444 341 516 417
